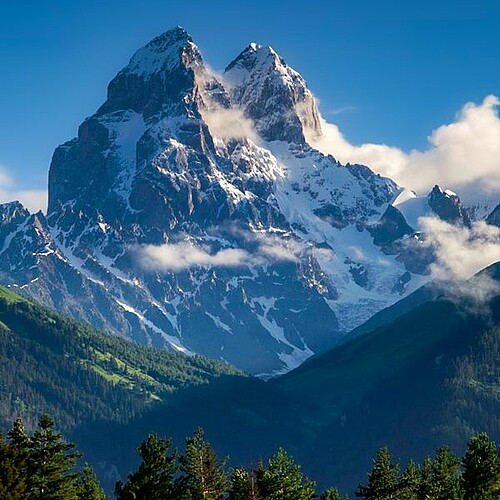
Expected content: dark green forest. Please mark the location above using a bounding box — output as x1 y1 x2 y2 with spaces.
1 414 499 499
0 285 242 433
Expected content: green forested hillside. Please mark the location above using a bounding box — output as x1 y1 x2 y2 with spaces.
83 264 500 492
0 286 243 433
1 263 499 494
276 265 500 487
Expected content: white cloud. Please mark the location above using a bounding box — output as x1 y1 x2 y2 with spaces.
325 105 356 116
136 233 301 272
305 95 500 204
419 216 500 281
0 164 47 213
137 242 262 271
304 118 408 180
0 190 48 214
201 106 258 142
197 65 259 142
246 231 301 262
418 216 500 301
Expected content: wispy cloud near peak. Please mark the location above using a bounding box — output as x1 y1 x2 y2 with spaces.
305 95 500 205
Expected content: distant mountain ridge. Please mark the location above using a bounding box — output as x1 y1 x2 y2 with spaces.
0 27 496 375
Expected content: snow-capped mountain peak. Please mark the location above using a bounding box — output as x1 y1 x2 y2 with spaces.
0 27 489 377
428 184 471 226
224 42 321 143
124 26 201 76
96 26 225 122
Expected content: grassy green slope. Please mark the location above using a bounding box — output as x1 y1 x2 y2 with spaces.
0 286 243 433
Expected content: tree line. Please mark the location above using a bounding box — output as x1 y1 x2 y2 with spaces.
0 415 499 499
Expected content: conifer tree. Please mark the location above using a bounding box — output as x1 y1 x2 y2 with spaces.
7 415 31 481
428 446 462 499
229 467 260 500
26 413 81 499
76 463 107 500
115 433 177 500
355 446 399 499
256 448 316 500
176 427 229 500
229 467 250 500
397 460 420 500
0 432 27 499
8 417 30 452
320 486 348 499
462 433 500 500
418 457 434 499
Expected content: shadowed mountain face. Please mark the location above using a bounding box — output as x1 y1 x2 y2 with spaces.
427 185 471 227
487 203 500 227
0 27 489 375
73 263 500 493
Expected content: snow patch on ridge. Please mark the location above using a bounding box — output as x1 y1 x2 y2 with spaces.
250 295 314 376
392 194 431 230
115 299 190 354
263 141 426 331
100 110 146 209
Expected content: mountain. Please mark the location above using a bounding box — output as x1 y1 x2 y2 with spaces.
81 262 499 492
0 284 242 435
274 263 500 488
487 202 500 227
0 27 489 376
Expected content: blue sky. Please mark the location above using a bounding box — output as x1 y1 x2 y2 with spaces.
1 0 499 210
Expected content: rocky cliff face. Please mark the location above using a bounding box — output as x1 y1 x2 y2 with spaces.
0 27 484 376
427 185 471 227
224 43 321 143
486 203 500 227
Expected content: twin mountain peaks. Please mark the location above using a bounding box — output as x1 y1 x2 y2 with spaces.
0 27 495 376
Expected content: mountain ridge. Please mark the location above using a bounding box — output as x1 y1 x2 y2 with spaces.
0 27 496 375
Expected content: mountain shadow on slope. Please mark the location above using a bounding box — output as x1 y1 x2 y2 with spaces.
75 262 500 492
